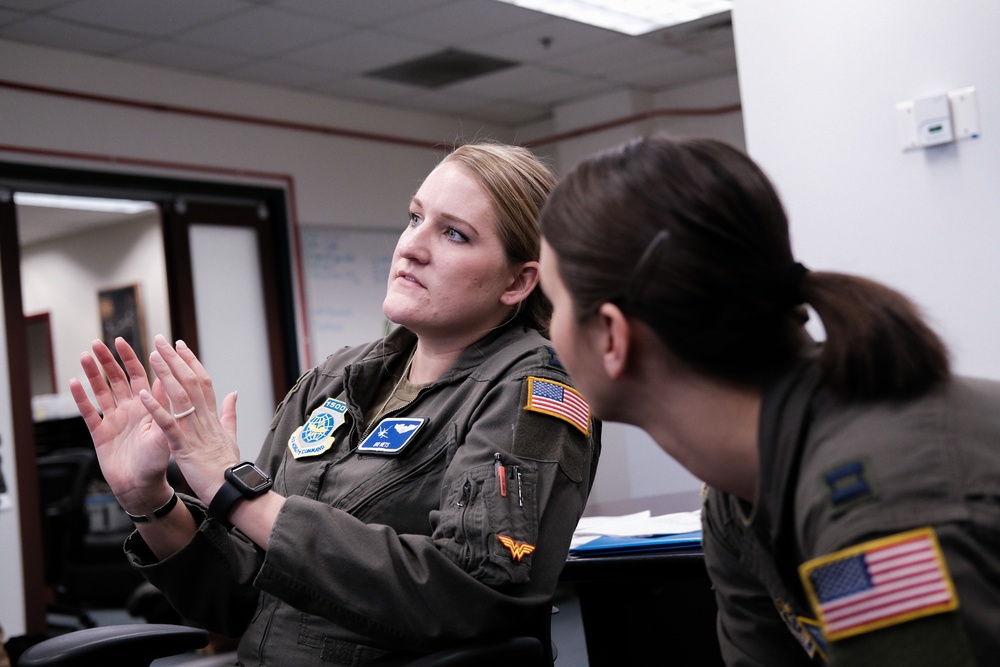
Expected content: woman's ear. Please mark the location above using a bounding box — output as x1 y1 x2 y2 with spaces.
597 302 632 380
500 261 540 306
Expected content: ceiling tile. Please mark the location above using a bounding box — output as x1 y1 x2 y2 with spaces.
311 73 419 105
0 15 146 54
118 39 251 73
0 0 68 10
448 64 606 103
465 99 549 125
279 29 436 75
268 0 451 26
380 0 538 43
471 16 619 64
0 1 737 126
226 58 335 88
0 8 26 24
407 87 492 115
617 53 720 89
49 0 250 37
172 5 349 57
545 36 677 77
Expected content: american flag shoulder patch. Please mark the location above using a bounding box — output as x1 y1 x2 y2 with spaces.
525 377 590 435
799 527 958 642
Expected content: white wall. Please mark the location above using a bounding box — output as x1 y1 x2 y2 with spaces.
734 1 1000 379
21 213 170 411
0 38 741 636
543 73 744 513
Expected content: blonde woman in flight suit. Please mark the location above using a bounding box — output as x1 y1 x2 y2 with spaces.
71 142 600 666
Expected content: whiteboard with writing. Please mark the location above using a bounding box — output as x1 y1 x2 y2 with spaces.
300 226 399 366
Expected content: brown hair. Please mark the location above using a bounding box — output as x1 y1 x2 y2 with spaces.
539 135 949 400
442 141 556 334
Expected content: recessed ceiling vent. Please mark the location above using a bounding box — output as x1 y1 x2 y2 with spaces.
367 49 517 89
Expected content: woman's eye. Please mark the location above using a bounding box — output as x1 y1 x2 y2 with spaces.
408 212 421 227
445 227 468 243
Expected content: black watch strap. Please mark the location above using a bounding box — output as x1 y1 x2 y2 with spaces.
208 480 245 527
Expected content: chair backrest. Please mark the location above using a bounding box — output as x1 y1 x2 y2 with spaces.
35 448 97 580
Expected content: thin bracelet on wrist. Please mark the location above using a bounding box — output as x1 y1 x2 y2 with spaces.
124 491 179 524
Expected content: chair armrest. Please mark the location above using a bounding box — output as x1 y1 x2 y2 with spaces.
17 624 210 667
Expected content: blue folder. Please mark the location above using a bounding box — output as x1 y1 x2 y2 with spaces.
569 530 702 556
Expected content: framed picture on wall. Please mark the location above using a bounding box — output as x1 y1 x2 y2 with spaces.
98 283 147 373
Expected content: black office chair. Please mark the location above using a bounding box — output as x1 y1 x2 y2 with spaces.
16 624 211 667
35 447 100 630
16 607 554 667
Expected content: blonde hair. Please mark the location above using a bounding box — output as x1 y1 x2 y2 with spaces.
442 142 556 334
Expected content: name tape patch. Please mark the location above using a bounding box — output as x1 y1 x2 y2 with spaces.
357 417 428 455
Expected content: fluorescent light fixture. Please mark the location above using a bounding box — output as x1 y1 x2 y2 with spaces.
14 192 157 214
495 0 732 35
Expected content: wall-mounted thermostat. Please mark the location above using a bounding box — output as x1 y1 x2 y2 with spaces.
896 86 980 151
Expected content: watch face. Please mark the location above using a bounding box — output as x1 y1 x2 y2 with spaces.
231 462 271 492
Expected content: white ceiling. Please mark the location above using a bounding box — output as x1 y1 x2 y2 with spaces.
14 201 152 246
0 0 736 127
2 0 736 246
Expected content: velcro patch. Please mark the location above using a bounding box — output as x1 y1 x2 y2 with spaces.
288 398 347 458
498 535 536 562
799 527 958 642
822 458 877 516
774 598 826 662
524 377 590 435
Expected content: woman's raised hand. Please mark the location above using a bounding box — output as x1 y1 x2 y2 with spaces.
69 337 173 513
137 335 241 503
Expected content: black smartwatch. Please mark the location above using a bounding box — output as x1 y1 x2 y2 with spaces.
208 461 273 526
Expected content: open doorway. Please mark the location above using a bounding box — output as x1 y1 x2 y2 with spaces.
1 162 299 636
18 192 168 420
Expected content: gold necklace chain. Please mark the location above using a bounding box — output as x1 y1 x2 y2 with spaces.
364 347 416 437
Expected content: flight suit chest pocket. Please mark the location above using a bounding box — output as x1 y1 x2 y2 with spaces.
435 460 539 586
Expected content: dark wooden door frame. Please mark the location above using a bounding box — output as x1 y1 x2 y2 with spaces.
162 199 290 407
0 188 47 632
0 162 299 634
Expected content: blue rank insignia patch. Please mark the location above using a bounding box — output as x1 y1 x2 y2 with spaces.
822 458 878 516
545 346 563 369
288 398 347 459
357 417 428 455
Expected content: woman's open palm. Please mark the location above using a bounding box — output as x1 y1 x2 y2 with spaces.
69 337 171 501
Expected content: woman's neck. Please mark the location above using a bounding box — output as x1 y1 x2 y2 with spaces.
406 315 512 384
407 347 453 384
632 370 762 503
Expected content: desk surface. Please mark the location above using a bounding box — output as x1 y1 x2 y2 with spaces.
562 491 722 665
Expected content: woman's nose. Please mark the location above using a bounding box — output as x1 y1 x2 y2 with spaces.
396 222 431 263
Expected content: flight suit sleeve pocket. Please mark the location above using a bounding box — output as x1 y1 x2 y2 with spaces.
433 461 539 586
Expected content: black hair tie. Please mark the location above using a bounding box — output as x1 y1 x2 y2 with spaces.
781 261 809 306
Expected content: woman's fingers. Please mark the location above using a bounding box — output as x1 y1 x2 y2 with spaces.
68 377 104 435
91 339 133 404
138 387 178 433
115 337 151 394
175 339 218 409
149 337 198 416
149 335 219 417
79 348 118 416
